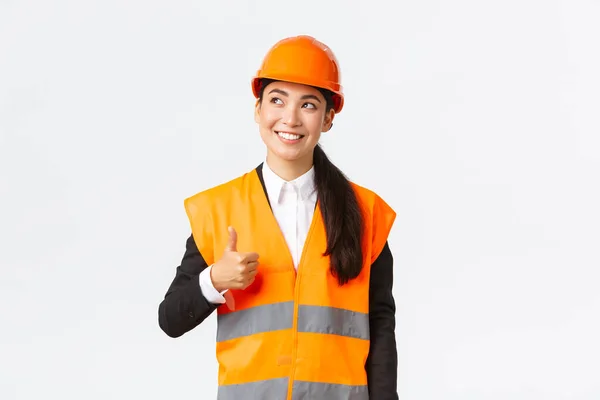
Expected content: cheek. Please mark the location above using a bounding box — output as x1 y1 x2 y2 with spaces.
305 115 325 133
259 109 280 128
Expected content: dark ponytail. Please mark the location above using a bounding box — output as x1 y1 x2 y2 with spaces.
258 79 365 285
313 144 364 285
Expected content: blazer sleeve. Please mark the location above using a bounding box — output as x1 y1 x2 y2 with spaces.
366 241 399 399
158 234 218 338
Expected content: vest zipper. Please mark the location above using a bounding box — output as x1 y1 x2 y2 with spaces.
286 204 319 400
287 267 301 400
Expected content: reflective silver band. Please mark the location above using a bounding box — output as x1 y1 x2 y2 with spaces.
293 381 369 400
297 305 370 340
217 302 369 342
217 378 369 400
216 301 294 342
217 377 289 400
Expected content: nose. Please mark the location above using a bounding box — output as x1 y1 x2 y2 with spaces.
282 106 301 127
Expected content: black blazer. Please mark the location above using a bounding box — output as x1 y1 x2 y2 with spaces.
158 164 398 399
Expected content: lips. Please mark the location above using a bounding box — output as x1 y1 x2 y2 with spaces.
276 131 304 140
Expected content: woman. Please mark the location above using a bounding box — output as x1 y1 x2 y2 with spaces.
158 35 398 400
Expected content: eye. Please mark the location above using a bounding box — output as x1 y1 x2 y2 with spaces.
302 102 317 109
270 97 283 105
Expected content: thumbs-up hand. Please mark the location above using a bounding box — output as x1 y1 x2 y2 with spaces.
211 226 260 293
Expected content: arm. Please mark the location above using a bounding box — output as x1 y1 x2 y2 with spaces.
158 234 219 338
366 241 399 399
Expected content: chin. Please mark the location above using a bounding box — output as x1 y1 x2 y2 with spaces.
273 151 302 162
269 145 307 161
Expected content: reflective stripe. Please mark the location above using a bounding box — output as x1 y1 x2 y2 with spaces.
217 302 369 342
217 301 294 342
297 305 370 340
292 381 369 400
217 377 289 400
217 379 368 400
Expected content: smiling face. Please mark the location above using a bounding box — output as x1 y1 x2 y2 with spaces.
255 80 335 173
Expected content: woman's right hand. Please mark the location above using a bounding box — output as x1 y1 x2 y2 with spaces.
210 226 259 293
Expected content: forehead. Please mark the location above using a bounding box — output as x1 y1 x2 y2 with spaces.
264 80 324 99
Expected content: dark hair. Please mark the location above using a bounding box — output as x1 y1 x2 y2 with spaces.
258 78 364 285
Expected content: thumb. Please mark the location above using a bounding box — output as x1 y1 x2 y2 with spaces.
225 226 237 252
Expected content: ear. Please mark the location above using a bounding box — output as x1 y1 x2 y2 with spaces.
322 108 336 132
254 99 261 124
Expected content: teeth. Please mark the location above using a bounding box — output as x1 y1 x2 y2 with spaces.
277 131 302 140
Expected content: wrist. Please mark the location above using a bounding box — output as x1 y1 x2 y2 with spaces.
210 264 228 292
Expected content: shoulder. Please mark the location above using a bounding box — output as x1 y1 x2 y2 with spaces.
184 169 255 208
350 181 394 214
350 180 396 261
350 180 396 232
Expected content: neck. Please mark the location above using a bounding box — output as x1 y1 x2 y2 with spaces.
266 152 313 181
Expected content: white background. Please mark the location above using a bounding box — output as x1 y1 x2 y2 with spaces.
1 0 599 399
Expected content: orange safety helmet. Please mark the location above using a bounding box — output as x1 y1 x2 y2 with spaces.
251 35 344 113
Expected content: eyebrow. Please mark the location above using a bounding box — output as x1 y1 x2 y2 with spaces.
268 88 322 103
